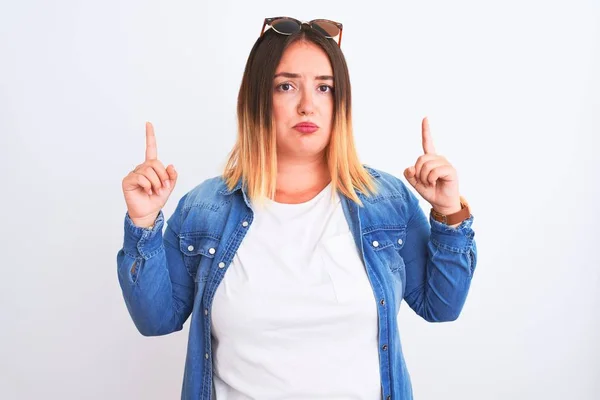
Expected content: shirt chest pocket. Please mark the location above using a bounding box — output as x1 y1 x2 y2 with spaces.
363 226 407 274
179 233 221 282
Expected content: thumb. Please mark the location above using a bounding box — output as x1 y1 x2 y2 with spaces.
404 166 418 188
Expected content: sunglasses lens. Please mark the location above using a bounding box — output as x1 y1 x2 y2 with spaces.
271 18 301 35
310 20 340 38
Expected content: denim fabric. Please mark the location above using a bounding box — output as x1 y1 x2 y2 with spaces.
116 166 477 400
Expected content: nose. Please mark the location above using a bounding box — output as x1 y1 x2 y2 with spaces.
297 86 315 116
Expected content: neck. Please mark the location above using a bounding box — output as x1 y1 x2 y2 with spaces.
274 156 331 204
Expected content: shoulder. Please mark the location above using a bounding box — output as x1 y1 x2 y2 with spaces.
179 175 232 211
355 165 422 228
167 175 234 233
361 165 417 204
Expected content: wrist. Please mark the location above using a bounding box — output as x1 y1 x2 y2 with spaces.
432 201 462 215
130 213 159 229
430 196 471 226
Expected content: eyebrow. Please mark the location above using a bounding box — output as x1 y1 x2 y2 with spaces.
274 72 334 81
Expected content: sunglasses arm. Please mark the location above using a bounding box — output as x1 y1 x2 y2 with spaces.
260 20 267 37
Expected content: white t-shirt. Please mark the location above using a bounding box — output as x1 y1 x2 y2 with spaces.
211 183 382 399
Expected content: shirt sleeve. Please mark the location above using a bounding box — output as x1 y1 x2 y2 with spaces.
116 194 195 336
401 189 478 322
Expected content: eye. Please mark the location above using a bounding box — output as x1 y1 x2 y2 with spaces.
275 82 295 92
318 84 334 93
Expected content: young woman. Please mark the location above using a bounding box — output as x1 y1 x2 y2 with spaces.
118 17 477 400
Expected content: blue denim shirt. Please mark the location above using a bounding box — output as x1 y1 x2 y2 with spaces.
117 166 477 400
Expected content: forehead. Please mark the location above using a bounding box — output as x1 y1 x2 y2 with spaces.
276 41 333 75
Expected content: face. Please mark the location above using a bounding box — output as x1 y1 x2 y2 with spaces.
272 40 334 161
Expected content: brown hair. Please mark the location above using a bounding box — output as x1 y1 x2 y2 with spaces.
223 24 377 206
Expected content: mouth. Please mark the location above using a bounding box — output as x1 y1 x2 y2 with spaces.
293 122 319 134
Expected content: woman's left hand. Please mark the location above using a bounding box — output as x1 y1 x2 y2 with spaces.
403 117 462 215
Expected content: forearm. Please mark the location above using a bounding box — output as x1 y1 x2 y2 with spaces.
117 211 194 336
406 235 476 321
403 203 478 322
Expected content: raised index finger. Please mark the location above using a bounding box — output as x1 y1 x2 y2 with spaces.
421 116 437 155
145 121 157 161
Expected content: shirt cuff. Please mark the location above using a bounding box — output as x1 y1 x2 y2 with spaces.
122 210 165 259
429 213 475 253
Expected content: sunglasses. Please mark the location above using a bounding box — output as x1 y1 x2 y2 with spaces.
260 17 343 47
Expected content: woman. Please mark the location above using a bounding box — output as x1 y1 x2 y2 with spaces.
118 17 477 400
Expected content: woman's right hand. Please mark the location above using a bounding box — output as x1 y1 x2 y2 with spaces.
122 122 178 228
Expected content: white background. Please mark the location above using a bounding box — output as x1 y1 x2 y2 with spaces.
1 0 598 399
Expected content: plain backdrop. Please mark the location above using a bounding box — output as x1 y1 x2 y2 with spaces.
1 0 598 399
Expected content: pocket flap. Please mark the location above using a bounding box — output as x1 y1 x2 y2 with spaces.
363 226 406 251
179 233 220 258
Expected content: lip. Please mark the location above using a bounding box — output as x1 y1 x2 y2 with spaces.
293 122 319 133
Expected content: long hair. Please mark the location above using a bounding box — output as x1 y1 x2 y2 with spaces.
223 24 378 206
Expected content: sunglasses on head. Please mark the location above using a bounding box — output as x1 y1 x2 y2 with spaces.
260 17 343 47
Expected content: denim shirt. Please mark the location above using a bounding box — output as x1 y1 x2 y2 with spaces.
117 166 477 400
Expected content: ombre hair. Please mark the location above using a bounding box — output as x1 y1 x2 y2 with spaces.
223 24 378 206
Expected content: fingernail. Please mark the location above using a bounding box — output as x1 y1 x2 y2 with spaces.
148 190 153 196
165 180 171 189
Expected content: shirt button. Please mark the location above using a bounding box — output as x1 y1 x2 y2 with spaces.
208 248 216 255
397 238 403 245
372 240 379 247
242 221 249 227
218 262 225 269
380 299 385 306
187 245 194 251
382 344 388 351
205 353 209 359
204 309 208 315
387 396 391 400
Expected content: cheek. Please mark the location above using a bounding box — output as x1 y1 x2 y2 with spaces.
272 101 283 123
321 98 334 125
321 95 334 114
272 102 290 143
272 96 294 123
